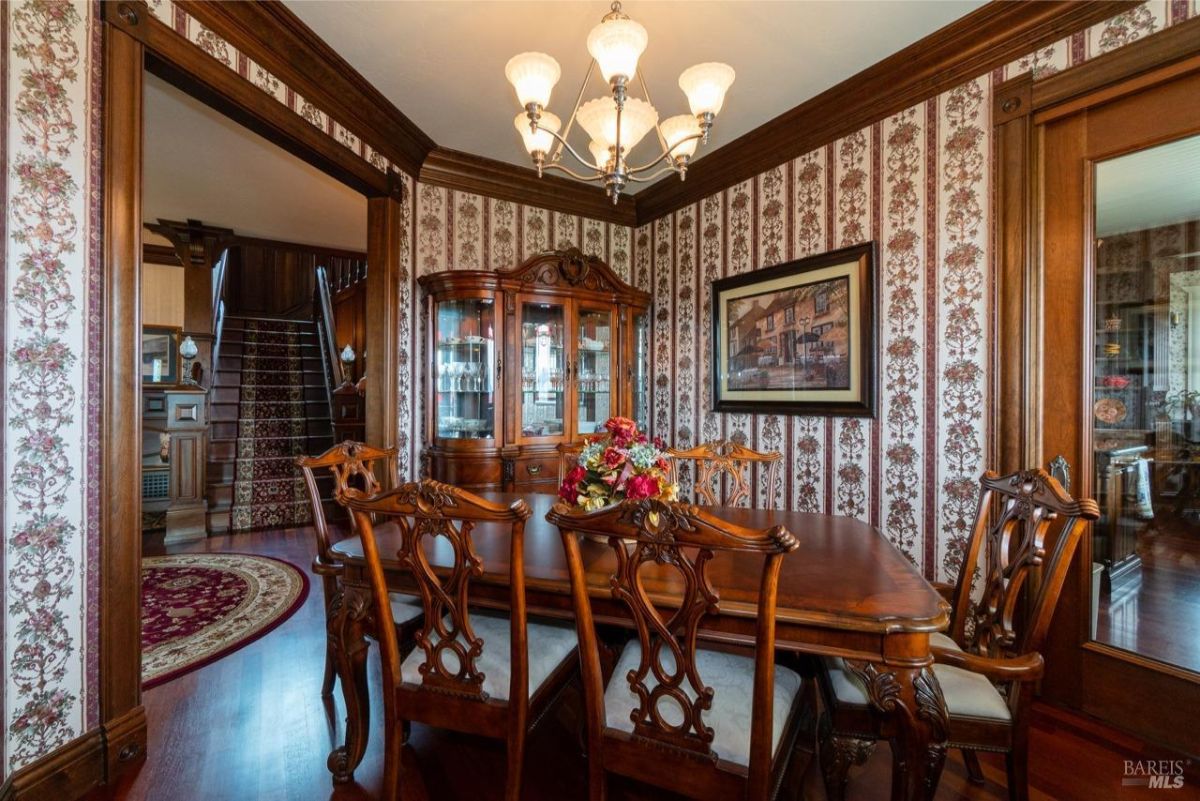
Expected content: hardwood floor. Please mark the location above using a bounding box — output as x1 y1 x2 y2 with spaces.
90 526 1200 801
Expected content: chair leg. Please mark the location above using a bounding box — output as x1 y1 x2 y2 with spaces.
505 731 527 801
321 642 337 698
382 718 404 801
818 713 875 801
962 748 985 786
1005 749 1029 801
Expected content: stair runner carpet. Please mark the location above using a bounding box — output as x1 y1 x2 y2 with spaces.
229 319 326 531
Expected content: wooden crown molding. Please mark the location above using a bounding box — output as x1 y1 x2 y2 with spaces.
122 0 1137 228
420 147 637 226
632 0 1138 223
176 0 434 177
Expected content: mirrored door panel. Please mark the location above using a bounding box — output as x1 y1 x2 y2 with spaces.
1091 133 1200 674
433 298 497 439
576 308 613 436
519 300 566 439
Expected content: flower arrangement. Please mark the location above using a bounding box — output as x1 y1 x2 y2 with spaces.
558 416 678 511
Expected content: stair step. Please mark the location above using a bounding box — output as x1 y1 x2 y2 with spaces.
210 385 326 404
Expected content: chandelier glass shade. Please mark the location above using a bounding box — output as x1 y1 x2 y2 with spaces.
506 1 734 203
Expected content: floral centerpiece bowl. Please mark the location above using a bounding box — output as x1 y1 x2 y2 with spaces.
558 417 677 540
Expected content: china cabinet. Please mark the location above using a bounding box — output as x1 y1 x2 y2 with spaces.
419 248 651 492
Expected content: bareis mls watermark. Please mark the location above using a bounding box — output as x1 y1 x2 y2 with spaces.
1123 760 1187 789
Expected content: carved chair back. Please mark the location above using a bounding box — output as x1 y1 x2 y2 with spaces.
339 480 532 704
557 441 585 484
547 498 798 793
667 440 782 508
296 440 398 565
946 468 1100 660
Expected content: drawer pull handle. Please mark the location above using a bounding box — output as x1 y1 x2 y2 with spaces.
527 464 542 475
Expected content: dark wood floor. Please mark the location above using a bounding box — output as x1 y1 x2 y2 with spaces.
90 526 1200 801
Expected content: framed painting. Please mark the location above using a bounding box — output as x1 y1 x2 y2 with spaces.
712 242 877 416
142 325 180 385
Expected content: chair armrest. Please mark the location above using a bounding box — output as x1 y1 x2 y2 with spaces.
311 555 343 577
931 647 1044 682
930 581 955 603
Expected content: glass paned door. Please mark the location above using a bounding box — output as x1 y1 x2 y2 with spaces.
519 300 566 439
576 308 614 436
434 298 496 439
1090 133 1200 674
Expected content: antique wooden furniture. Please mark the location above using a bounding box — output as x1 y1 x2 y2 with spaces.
547 498 807 801
338 481 579 801
817 469 1099 801
668 440 783 508
419 248 651 494
296 441 423 698
327 493 950 801
556 441 585 484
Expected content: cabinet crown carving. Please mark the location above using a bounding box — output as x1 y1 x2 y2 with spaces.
506 248 626 295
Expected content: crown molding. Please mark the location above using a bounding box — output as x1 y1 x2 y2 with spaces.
420 148 637 226
632 0 1138 223
176 0 435 177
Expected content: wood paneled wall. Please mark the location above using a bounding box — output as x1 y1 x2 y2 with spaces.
222 238 366 321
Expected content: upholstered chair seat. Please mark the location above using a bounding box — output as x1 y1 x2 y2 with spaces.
606 643 805 767
822 656 1012 722
400 611 576 700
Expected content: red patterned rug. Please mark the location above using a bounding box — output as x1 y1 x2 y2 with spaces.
141 553 309 688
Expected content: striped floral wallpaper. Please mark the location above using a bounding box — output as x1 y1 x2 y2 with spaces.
634 0 1198 583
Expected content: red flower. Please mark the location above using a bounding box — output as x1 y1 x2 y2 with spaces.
602 447 625 469
655 457 670 471
625 474 660 500
558 479 579 504
605 416 638 447
566 465 587 485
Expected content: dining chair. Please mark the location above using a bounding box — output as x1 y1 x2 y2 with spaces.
339 479 579 801
547 497 809 801
557 440 585 483
816 468 1099 801
296 441 424 697
667 440 783 508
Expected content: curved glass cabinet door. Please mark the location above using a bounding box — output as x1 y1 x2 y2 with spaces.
434 298 497 440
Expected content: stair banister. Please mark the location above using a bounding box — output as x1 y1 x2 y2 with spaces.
313 265 343 417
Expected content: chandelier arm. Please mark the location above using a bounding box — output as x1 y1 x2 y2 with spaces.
551 58 597 163
537 124 604 171
625 165 682 183
542 162 605 182
626 132 703 175
635 70 671 154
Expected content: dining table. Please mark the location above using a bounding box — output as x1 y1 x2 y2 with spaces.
326 491 951 801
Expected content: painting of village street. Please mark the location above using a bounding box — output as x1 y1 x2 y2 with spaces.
724 276 851 391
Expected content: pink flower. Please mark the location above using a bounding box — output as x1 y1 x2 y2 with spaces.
625 474 660 500
557 479 579 504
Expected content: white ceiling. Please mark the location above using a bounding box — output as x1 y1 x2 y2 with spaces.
1095 135 1200 237
285 0 985 190
144 72 367 250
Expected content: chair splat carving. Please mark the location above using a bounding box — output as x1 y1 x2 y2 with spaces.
667 440 782 508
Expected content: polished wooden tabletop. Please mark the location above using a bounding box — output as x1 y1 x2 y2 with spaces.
330 492 948 635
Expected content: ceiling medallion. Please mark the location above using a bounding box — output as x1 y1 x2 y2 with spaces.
505 1 734 203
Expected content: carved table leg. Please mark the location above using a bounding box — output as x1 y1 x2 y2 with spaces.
327 584 374 784
845 660 948 801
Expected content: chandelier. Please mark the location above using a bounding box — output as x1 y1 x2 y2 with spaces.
505 1 734 203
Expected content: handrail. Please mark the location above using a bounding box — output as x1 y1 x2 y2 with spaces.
314 265 343 416
206 248 230 393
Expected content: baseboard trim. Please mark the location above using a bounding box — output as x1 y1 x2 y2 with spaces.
0 705 146 801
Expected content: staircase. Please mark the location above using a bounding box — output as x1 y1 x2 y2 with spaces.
207 316 335 533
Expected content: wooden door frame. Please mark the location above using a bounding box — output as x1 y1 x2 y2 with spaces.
92 4 405 794
993 16 1200 751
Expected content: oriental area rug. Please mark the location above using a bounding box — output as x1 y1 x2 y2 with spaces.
141 553 309 688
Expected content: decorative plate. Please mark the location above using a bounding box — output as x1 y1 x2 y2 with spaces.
1094 397 1128 425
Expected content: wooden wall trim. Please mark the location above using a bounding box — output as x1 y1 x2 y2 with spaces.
632 0 1136 223
100 20 148 778
0 729 104 801
365 196 402 463
103 1 391 197
176 0 434 177
420 148 637 226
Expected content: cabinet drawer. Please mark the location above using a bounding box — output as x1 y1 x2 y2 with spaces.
514 456 558 484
